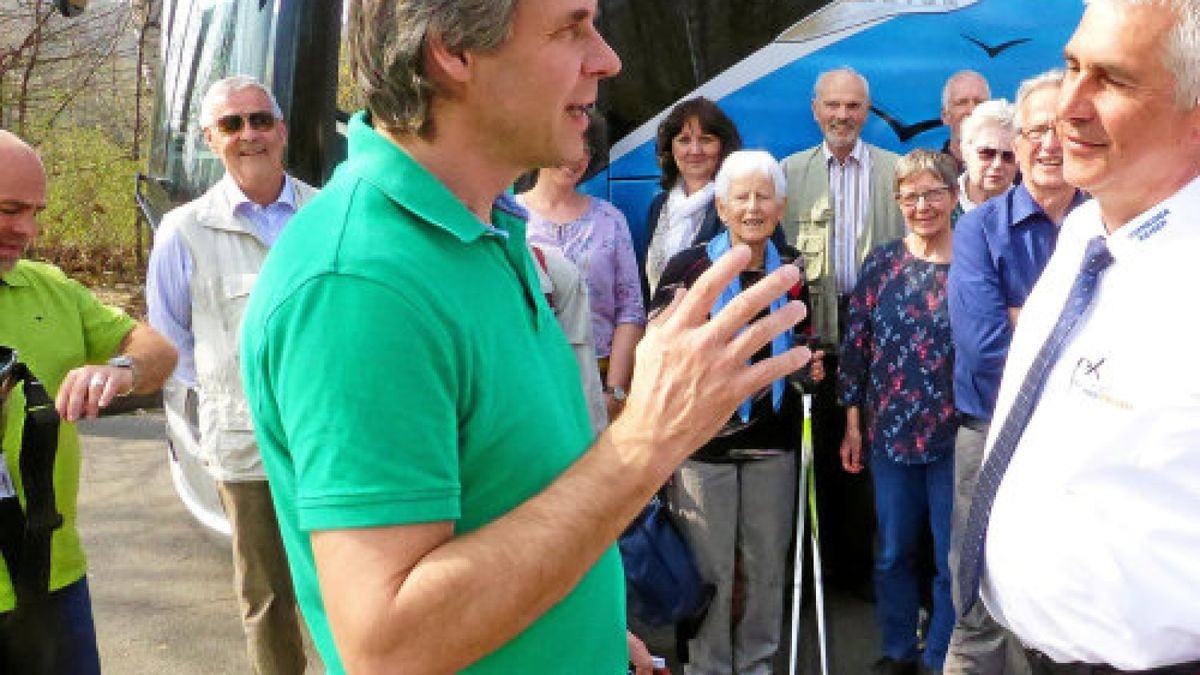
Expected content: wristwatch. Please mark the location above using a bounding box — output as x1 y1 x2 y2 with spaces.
106 355 137 396
604 385 627 402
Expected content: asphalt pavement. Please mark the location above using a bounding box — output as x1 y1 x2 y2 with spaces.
76 411 878 674
76 411 321 674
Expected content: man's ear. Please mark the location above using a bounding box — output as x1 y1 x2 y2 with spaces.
424 31 472 93
202 127 216 151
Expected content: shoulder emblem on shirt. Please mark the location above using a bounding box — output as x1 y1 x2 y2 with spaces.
1129 208 1169 242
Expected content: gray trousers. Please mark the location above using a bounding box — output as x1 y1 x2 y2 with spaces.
943 423 1030 675
668 453 796 675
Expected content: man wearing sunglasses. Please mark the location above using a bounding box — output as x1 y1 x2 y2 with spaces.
146 75 316 675
945 70 1089 675
0 130 176 673
957 100 1019 215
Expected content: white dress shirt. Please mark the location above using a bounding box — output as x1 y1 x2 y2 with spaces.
981 175 1200 670
822 139 871 295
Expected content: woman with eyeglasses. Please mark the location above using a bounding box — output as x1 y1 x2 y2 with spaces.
837 149 959 674
957 99 1018 215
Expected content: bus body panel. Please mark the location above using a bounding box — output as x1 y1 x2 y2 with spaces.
598 0 1084 252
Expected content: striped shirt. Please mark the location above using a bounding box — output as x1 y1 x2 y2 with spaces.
823 139 871 294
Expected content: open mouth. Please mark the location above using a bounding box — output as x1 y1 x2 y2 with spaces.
567 102 595 118
1065 135 1106 151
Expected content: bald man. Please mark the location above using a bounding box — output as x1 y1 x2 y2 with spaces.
0 130 175 672
780 67 905 595
941 70 993 171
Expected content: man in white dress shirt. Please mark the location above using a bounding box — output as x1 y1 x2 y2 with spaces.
146 75 316 675
979 0 1200 672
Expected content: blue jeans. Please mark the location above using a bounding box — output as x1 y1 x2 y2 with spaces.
871 452 955 671
0 576 101 674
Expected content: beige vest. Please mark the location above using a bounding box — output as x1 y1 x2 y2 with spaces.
781 143 905 347
171 177 316 481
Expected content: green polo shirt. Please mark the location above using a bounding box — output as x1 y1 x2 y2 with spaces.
241 112 626 674
0 260 135 611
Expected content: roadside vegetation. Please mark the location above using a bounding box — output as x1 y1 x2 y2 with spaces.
2 0 157 315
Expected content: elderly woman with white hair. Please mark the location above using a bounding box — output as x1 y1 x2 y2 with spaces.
958 99 1019 214
648 149 822 674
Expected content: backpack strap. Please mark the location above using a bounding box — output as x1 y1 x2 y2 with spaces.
529 245 555 310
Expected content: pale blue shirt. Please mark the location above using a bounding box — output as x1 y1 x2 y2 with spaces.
146 174 298 386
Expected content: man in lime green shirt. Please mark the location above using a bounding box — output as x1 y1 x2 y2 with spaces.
0 130 176 672
241 2 815 673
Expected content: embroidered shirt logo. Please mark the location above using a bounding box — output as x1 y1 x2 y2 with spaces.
1070 356 1132 410
1130 208 1169 242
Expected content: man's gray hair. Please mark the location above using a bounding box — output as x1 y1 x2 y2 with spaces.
714 150 786 202
348 0 520 136
198 75 283 129
1014 70 1064 129
960 99 1016 149
1085 0 1200 107
941 70 990 110
812 67 870 102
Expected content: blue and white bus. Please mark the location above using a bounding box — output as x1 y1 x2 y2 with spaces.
590 0 1084 255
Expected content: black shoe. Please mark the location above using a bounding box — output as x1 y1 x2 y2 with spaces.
872 657 918 675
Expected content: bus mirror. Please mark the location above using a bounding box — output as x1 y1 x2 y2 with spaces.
54 0 86 17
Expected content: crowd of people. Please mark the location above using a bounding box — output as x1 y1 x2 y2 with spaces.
1 0 1199 674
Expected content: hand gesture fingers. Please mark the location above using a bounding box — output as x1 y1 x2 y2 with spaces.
727 299 807 363
664 244 752 329
706 261 802 344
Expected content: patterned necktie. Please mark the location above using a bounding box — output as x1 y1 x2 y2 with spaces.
957 235 1114 616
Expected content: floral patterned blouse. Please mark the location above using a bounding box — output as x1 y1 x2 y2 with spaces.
520 196 646 358
837 240 956 464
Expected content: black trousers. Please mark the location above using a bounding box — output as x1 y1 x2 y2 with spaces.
1025 649 1200 674
809 353 877 592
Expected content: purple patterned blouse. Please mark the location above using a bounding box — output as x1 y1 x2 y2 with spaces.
520 196 646 357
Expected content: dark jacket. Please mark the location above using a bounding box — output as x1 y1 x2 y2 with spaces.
648 242 811 461
640 190 788 305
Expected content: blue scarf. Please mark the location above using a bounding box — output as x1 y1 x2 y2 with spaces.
705 230 793 422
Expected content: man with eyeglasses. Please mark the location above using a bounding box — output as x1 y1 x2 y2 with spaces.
146 75 316 675
957 100 1019 214
941 70 993 172
944 70 1088 675
961 0 1200 671
0 130 176 672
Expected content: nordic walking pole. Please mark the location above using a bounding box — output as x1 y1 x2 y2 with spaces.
788 394 812 675
808 402 831 675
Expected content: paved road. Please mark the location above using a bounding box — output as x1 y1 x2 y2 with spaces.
77 411 322 674
77 411 879 674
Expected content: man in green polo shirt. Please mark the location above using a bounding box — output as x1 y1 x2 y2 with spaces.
240 1 813 673
0 130 176 671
